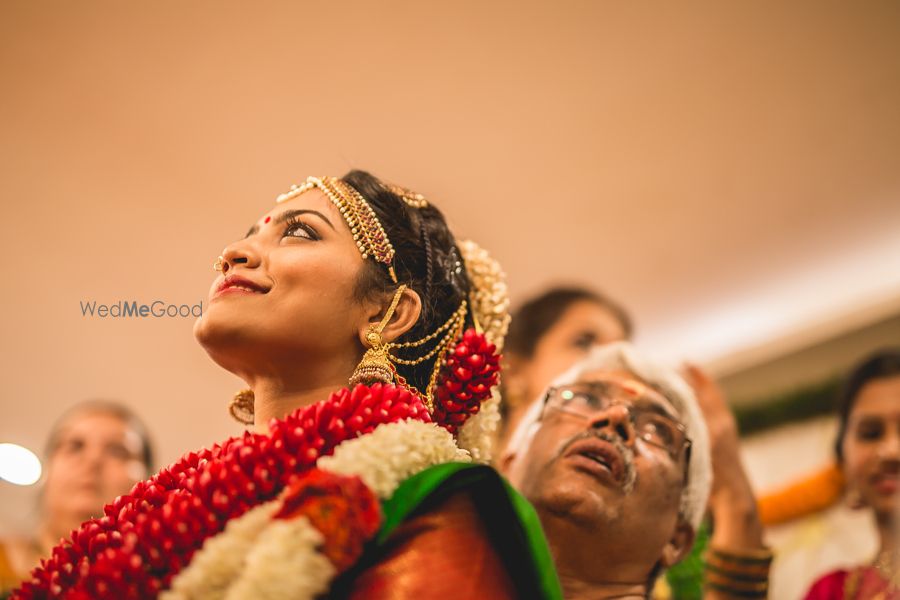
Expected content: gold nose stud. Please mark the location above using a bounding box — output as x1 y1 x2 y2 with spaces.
213 255 225 272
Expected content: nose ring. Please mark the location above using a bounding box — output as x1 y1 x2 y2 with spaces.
213 255 225 272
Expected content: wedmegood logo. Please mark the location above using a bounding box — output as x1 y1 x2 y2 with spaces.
79 300 203 318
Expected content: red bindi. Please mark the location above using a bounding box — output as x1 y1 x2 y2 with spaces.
264 216 271 224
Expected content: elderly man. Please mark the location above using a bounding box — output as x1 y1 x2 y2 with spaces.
502 342 769 599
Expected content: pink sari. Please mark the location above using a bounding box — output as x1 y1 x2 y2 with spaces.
805 568 899 600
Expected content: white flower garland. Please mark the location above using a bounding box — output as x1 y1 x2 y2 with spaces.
164 419 471 600
161 503 283 600
456 393 501 463
317 419 470 496
224 517 335 600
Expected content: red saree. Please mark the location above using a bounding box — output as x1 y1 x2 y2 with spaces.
805 568 899 600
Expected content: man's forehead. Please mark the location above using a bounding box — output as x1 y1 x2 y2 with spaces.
573 368 679 415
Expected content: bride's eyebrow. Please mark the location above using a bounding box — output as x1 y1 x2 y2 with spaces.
274 209 336 230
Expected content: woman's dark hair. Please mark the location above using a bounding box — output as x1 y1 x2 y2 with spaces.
341 170 473 395
45 400 155 473
504 286 633 358
834 348 900 462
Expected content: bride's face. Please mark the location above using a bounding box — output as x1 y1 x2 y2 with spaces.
194 189 373 377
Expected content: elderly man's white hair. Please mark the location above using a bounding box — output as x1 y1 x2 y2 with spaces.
505 341 712 531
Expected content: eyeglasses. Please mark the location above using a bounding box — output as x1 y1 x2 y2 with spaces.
541 383 692 460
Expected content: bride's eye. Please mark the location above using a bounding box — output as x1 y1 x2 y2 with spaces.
283 217 320 241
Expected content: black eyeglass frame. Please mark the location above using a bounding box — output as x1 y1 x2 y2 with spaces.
540 384 693 468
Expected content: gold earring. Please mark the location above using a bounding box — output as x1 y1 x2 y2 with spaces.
349 285 407 388
213 255 225 272
349 330 395 387
229 389 255 425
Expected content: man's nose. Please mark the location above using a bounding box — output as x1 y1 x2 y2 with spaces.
587 403 635 446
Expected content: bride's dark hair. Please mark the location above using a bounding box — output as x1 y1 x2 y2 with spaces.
341 170 474 395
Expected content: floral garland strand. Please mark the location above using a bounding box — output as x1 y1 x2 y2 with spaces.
13 329 502 600
432 328 500 435
13 385 430 600
164 420 469 599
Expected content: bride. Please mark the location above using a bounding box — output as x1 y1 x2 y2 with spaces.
13 171 561 599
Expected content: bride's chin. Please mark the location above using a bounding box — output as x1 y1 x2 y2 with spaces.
194 313 250 355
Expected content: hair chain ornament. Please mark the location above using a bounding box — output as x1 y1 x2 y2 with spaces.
388 301 468 356
276 176 398 283
381 299 466 408
386 182 428 208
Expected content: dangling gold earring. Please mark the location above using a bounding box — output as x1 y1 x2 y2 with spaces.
229 389 255 425
349 285 407 388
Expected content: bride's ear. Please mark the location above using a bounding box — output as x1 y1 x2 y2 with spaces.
358 287 422 345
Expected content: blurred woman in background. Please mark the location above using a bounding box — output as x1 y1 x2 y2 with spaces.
498 286 632 453
804 349 900 599
0 401 153 593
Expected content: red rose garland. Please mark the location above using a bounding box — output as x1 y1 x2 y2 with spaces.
13 328 500 600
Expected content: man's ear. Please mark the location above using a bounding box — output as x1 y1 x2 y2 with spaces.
498 450 517 476
659 520 696 568
357 287 423 346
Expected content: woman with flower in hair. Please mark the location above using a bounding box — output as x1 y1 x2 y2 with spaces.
12 171 562 600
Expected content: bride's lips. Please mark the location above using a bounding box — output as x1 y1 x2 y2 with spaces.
214 274 271 299
563 437 627 488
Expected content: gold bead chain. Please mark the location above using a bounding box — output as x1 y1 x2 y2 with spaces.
389 301 467 350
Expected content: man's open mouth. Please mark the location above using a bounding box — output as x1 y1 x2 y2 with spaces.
563 437 628 486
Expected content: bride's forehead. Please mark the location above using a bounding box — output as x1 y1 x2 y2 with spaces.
259 190 343 222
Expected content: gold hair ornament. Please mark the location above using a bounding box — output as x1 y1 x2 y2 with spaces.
276 176 398 283
387 182 429 208
388 300 468 410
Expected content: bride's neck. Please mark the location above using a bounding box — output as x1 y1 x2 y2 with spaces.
250 376 350 432
237 350 361 430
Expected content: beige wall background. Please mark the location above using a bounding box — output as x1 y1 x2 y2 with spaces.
2 0 899 546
